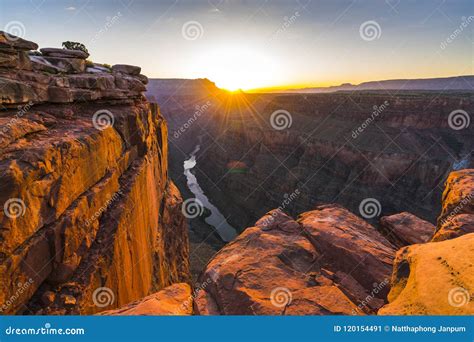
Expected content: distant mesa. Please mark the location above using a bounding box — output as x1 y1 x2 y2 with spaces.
261 75 474 93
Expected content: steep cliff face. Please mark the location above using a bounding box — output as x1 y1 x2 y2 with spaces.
0 32 189 314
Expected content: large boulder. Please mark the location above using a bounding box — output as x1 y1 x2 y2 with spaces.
112 64 141 76
40 56 85 73
0 77 38 105
379 212 435 247
194 205 396 315
40 47 89 59
379 233 474 315
0 31 38 51
99 283 192 315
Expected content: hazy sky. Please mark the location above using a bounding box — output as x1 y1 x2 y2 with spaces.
1 0 473 90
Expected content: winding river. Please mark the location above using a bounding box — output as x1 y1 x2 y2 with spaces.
183 145 237 242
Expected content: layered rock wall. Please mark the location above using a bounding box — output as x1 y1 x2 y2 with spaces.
0 32 189 314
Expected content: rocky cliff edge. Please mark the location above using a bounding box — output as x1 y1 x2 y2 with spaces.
0 32 190 314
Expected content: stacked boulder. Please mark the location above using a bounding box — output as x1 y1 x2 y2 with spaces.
0 31 148 106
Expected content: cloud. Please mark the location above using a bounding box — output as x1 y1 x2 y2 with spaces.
65 6 76 11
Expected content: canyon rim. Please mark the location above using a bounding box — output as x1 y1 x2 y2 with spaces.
0 0 473 323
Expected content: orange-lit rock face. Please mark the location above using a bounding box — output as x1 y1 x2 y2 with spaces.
380 169 474 315
379 212 435 247
99 283 192 316
379 234 474 315
194 206 395 315
435 169 474 242
0 32 190 315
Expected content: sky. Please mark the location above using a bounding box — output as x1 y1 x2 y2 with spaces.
0 0 473 91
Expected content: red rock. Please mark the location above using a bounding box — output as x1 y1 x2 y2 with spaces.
0 33 190 314
194 206 395 315
379 212 435 247
112 64 141 76
433 214 474 242
379 234 474 315
99 283 192 315
299 205 395 298
40 48 89 59
437 169 474 227
0 31 38 51
41 56 85 74
432 169 474 242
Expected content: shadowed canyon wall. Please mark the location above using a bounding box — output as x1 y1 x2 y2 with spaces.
148 79 473 231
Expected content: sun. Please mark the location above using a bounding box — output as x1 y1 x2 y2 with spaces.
189 46 282 91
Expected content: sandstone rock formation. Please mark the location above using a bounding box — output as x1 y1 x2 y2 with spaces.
380 169 474 315
99 283 192 315
379 212 435 247
0 32 190 315
434 169 474 241
379 234 473 315
194 206 395 315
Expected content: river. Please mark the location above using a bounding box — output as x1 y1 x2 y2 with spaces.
183 145 237 242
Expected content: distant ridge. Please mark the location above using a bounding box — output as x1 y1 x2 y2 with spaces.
263 75 474 93
146 78 222 98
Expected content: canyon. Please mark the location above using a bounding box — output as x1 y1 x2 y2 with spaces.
0 32 472 316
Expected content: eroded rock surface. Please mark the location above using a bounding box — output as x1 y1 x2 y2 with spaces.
99 283 192 316
0 32 190 315
380 169 474 315
379 212 435 247
379 234 473 315
435 169 474 241
194 205 395 315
